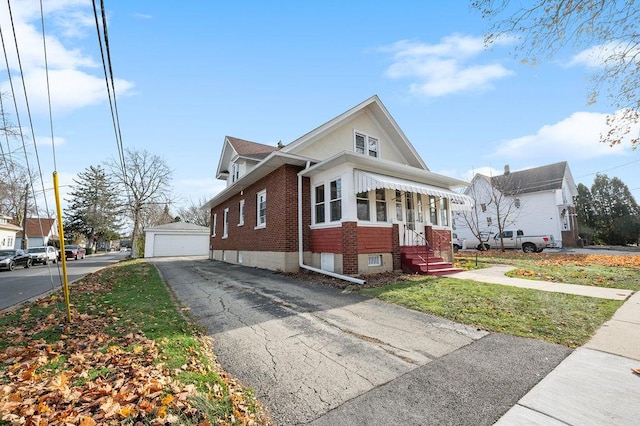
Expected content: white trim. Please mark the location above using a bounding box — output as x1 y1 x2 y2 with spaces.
212 214 217 237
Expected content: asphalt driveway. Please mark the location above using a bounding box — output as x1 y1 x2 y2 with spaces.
151 257 571 425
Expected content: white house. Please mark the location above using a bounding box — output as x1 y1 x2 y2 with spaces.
15 217 58 249
454 162 579 249
0 215 21 250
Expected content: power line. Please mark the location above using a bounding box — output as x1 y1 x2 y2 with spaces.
576 158 640 179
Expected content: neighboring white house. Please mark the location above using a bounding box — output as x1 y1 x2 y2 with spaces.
0 215 21 250
143 222 210 258
454 162 579 249
15 217 58 249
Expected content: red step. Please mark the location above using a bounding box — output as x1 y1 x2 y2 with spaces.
400 246 461 276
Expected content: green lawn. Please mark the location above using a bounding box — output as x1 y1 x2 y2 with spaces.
361 276 623 348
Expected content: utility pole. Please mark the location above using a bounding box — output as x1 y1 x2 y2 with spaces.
21 183 28 249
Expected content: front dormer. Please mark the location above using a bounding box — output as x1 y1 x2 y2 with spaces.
216 136 277 188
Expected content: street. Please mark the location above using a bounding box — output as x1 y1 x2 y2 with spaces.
0 251 127 312
152 257 571 425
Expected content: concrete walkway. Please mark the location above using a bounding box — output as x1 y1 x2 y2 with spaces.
450 265 633 300
450 265 640 425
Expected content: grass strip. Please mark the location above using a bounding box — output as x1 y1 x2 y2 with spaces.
0 259 268 425
360 276 622 348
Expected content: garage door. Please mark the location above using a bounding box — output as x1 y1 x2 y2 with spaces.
152 234 208 257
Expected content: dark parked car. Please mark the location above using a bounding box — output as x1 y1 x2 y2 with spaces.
0 249 32 271
64 245 86 260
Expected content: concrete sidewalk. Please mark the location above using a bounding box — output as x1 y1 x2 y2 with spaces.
449 266 640 425
450 265 633 300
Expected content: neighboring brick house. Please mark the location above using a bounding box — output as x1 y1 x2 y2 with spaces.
454 162 579 248
205 96 471 278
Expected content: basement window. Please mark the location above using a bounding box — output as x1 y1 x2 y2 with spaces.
368 255 382 267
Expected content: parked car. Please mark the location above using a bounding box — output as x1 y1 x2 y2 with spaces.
64 245 86 260
27 246 58 265
0 249 32 271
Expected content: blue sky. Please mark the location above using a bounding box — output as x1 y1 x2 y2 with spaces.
1 0 638 216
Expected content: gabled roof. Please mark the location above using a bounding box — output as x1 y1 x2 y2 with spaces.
16 218 57 238
216 136 278 179
281 95 428 170
490 162 576 195
227 136 277 160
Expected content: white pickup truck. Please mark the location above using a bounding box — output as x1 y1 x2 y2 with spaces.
480 229 554 253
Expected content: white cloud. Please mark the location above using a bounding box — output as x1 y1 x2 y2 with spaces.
0 1 133 113
4 69 134 113
567 41 640 68
490 111 632 160
380 34 515 97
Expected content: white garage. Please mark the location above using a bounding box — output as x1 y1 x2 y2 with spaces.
143 222 210 258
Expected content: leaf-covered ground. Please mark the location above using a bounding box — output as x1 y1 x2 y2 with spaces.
0 261 270 425
456 251 640 291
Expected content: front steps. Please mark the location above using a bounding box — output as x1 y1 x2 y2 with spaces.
400 246 462 276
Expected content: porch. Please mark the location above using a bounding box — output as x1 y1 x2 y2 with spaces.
399 225 462 276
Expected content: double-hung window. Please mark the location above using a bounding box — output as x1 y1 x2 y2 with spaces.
231 163 240 183
355 132 379 158
439 198 448 226
223 208 229 238
238 200 245 226
315 185 325 223
357 192 370 221
375 189 387 221
314 179 342 224
330 179 342 222
256 190 267 227
429 196 438 225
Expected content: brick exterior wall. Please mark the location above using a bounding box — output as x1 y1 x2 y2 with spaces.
342 222 358 275
357 227 393 252
310 227 343 253
210 164 302 253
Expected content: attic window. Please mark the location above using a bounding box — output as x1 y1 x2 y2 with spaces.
231 163 240 183
355 132 379 158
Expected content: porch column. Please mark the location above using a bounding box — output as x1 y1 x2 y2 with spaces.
342 222 358 275
392 223 401 271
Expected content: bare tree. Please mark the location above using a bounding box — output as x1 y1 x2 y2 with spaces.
456 167 521 250
487 168 522 251
473 0 640 148
177 197 210 227
456 174 493 250
105 149 173 258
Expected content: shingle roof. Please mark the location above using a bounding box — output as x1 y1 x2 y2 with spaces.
227 136 277 160
16 218 57 238
491 162 569 195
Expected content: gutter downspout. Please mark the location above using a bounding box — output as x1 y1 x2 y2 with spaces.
298 164 366 285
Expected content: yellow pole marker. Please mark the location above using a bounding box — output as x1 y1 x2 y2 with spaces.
53 171 72 323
